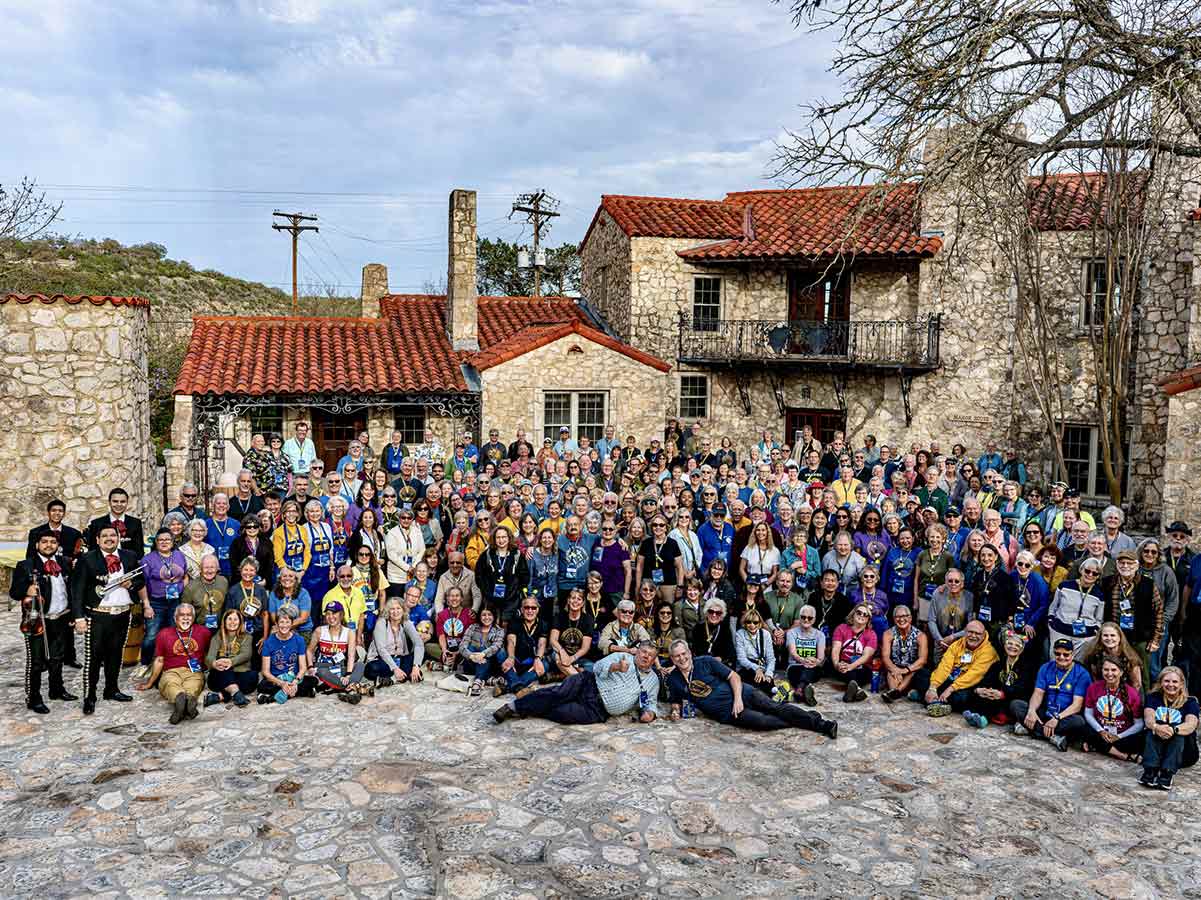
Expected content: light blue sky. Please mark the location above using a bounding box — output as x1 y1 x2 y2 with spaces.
1 0 834 293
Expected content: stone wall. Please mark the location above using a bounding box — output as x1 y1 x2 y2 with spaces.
579 210 633 340
447 190 479 351
0 296 157 541
480 335 671 445
1161 386 1201 535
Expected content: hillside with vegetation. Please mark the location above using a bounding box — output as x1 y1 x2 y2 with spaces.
1 236 358 454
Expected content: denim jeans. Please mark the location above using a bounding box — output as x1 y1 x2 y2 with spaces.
141 596 177 666
496 649 544 692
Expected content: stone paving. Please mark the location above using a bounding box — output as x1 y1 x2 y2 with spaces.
0 611 1197 899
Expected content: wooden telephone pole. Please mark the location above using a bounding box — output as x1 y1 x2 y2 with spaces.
272 211 319 313
511 190 560 297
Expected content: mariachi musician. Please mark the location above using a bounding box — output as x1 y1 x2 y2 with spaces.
11 531 77 714
26 498 85 669
85 487 145 557
71 524 146 715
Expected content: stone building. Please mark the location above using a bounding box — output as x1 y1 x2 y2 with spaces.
168 190 670 499
579 145 1201 523
0 293 158 541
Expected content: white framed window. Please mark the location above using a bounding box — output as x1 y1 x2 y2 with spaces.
1081 258 1123 327
543 391 608 443
392 405 426 446
692 276 722 332
679 375 709 419
1062 423 1128 499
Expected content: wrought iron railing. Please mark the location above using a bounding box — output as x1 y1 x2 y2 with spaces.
677 313 942 368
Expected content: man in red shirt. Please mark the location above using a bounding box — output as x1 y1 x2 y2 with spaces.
135 603 211 724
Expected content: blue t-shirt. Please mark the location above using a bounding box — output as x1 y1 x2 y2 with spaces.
1035 661 1092 718
1145 692 1201 729
557 533 598 590
268 588 313 632
261 632 307 679
666 655 736 722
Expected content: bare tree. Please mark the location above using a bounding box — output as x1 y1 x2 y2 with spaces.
0 178 63 277
773 0 1201 503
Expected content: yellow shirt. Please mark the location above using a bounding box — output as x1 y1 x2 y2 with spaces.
930 635 998 691
831 479 864 506
321 584 366 631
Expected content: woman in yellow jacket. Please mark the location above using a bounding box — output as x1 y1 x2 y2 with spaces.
465 515 493 570
273 500 310 577
921 619 998 716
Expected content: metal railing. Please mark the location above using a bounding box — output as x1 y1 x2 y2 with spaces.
677 312 942 368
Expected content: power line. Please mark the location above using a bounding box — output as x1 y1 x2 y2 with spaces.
36 182 519 200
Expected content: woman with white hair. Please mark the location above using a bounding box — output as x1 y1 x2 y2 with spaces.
1101 506 1136 556
181 518 216 580
688 596 736 667
300 499 335 605
1046 557 1107 655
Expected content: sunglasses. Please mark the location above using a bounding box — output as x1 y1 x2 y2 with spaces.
799 615 815 621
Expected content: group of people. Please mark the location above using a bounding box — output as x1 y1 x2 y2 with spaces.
12 421 1200 786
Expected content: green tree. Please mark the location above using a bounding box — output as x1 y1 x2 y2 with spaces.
476 237 580 297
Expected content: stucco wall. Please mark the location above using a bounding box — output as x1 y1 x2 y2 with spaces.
0 299 155 541
480 335 670 444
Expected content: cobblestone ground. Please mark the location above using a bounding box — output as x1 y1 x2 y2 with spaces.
0 611 1197 899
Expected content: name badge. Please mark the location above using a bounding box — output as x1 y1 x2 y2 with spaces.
329 665 342 676
166 583 182 601
542 583 555 599
1014 611 1026 629
565 566 578 580
593 546 604 562
652 568 664 585
187 658 202 673
366 598 377 614
217 546 230 560
1119 613 1134 630
959 652 973 664
244 601 260 618
493 583 506 598
1119 599 1132 612
1072 620 1087 637
205 614 218 630
978 606 992 622
314 553 331 567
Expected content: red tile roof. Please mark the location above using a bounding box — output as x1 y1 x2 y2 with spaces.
589 172 1159 262
472 320 671 372
175 294 663 397
680 185 941 261
174 313 466 396
1158 364 1201 397
1 292 149 309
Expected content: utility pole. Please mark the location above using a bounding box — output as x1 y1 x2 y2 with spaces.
272 211 319 313
510 190 560 297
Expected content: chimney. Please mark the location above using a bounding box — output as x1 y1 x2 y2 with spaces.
447 188 479 350
360 263 388 318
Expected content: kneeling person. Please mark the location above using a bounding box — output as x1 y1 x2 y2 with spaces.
666 640 836 737
494 642 659 725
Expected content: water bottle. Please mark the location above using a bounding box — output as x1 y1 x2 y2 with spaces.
870 658 882 694
275 671 295 704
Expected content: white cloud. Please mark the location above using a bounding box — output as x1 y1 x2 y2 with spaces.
544 44 652 82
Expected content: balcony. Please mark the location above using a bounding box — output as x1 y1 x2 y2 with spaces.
676 313 942 372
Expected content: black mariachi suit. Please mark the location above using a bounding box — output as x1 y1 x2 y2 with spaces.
71 548 143 701
26 523 85 665
85 514 145 558
26 523 85 561
10 554 74 705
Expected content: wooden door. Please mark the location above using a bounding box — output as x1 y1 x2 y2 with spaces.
788 270 849 323
311 410 366 475
785 408 847 449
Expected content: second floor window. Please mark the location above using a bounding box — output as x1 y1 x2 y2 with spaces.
693 276 721 332
1081 258 1123 327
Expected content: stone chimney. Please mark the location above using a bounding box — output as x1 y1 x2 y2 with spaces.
360 263 388 318
447 189 479 350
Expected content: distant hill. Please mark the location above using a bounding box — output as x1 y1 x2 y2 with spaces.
1 235 359 453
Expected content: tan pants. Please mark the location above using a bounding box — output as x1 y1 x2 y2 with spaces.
160 668 205 703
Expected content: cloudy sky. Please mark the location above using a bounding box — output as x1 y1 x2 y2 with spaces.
0 0 835 293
